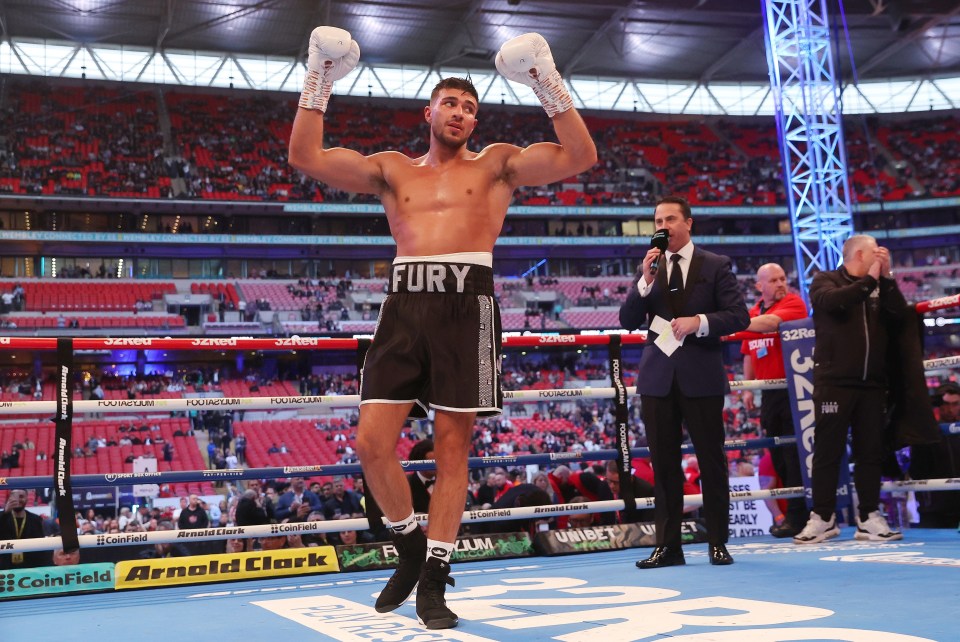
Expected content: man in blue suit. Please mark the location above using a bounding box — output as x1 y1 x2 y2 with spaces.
275 477 324 522
620 195 749 568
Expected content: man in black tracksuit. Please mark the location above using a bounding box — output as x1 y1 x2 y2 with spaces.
794 234 908 544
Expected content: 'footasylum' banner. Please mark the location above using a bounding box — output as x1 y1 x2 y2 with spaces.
534 519 708 556
338 532 533 571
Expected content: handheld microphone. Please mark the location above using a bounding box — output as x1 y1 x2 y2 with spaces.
648 229 670 275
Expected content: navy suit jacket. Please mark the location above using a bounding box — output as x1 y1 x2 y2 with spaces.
619 247 749 398
275 489 323 521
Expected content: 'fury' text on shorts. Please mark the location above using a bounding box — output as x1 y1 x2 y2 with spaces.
392 263 472 293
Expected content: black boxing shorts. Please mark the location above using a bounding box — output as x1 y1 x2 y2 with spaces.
360 253 502 419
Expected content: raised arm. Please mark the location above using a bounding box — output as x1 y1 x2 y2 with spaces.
288 27 387 195
809 271 875 313
495 33 598 187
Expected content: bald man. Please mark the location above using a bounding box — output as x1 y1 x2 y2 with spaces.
740 263 808 537
795 234 908 545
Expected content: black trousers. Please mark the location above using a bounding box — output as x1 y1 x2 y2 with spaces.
642 378 728 547
811 385 887 521
761 389 808 524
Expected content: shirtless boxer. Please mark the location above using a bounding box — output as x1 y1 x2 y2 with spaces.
289 26 596 629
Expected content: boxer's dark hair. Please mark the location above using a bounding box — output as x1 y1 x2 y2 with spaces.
431 77 479 104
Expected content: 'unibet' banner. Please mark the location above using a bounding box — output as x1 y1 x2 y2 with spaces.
0 563 114 599
779 318 852 510
534 519 707 556
338 532 533 571
115 546 339 589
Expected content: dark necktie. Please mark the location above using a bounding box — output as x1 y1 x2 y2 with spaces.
668 254 684 314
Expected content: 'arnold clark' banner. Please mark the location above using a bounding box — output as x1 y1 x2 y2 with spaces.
115 546 339 590
534 519 708 556
0 563 115 599
338 532 533 571
779 318 852 510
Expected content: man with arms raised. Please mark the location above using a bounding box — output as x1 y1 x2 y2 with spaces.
289 26 596 629
794 235 907 544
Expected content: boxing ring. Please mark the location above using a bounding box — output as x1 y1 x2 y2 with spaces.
1 294 959 641
4 532 958 641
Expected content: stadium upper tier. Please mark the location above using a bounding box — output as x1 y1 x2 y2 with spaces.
1 81 958 207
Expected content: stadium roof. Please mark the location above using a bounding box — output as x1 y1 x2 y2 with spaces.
4 0 959 81
2 1 959 114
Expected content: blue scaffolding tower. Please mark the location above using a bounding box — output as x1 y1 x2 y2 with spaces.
761 0 854 305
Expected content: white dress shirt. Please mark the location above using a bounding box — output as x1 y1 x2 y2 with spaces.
636 240 710 337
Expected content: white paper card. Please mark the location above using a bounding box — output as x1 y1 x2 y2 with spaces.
651 315 683 356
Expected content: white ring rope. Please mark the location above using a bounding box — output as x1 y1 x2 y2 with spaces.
6 480 960 553
0 380 790 415
1 348 955 415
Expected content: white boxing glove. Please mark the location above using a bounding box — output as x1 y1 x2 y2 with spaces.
495 33 573 118
299 26 361 113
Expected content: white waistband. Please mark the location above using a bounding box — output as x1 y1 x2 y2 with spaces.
393 252 493 268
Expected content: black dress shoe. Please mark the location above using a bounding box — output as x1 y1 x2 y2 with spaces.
709 543 734 566
636 546 685 569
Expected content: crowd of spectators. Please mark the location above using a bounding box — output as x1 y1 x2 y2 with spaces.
5 450 662 572
3 80 960 205
879 115 960 198
287 277 351 330
0 84 170 198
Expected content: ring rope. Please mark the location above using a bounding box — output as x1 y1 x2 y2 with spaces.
20 428 960 491
8 480 960 554
0 381 790 415
9 438 797 489
0 370 789 418
0 348 955 418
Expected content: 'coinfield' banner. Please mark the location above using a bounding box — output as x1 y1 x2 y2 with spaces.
0 563 114 599
338 532 533 572
115 546 338 590
779 318 852 510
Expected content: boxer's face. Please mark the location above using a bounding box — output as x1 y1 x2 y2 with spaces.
426 89 478 148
